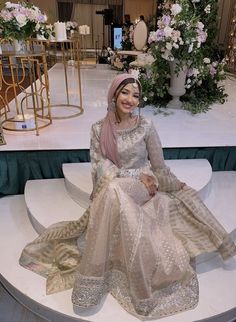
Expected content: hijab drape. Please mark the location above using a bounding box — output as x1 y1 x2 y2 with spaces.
100 74 141 167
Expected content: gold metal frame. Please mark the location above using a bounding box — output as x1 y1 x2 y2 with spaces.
29 38 83 119
0 46 52 136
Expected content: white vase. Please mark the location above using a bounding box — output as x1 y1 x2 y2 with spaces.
13 39 27 53
167 59 188 109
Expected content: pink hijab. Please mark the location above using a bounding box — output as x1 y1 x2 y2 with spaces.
100 73 141 167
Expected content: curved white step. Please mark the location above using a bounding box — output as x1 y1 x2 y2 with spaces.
25 178 85 234
1 171 236 322
63 159 212 209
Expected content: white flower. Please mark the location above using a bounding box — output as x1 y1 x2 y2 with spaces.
188 43 193 53
5 2 20 9
172 43 179 49
161 49 174 61
35 22 41 31
192 68 200 76
0 10 12 22
204 5 211 14
171 4 182 16
166 42 172 50
163 26 173 37
143 96 148 102
197 21 204 30
192 0 200 3
129 68 140 79
203 57 211 64
148 31 157 44
15 13 27 27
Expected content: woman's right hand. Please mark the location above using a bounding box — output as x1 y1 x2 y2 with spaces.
139 173 158 197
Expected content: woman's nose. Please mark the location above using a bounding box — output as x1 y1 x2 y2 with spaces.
127 94 133 102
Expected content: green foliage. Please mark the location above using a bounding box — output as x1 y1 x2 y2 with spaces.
138 0 228 114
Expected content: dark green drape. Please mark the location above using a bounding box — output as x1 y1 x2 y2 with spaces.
0 150 89 196
0 147 236 196
58 2 74 21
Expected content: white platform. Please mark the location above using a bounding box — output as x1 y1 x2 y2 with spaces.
0 64 236 151
1 172 236 322
25 178 85 234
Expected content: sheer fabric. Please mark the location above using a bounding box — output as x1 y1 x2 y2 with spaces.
19 116 236 320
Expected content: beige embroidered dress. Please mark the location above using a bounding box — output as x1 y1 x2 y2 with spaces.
19 116 236 320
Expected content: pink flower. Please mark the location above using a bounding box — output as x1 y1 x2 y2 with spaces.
209 65 217 77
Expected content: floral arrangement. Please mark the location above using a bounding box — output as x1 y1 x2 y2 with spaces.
35 23 54 40
0 1 47 40
137 0 228 114
148 1 207 67
66 21 78 31
109 53 135 71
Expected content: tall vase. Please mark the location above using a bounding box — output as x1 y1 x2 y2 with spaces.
13 39 27 53
167 59 188 109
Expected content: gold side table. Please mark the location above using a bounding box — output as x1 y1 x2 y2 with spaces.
0 49 52 136
29 38 83 119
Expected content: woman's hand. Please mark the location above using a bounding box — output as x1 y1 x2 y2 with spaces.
139 173 158 196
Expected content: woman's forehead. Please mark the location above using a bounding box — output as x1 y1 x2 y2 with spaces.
122 83 140 93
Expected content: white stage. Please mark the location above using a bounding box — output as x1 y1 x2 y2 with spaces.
0 64 236 151
0 170 236 322
0 63 236 322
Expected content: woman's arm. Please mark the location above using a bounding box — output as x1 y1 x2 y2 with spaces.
146 121 184 192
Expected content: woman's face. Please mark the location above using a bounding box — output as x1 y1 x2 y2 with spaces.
115 83 140 117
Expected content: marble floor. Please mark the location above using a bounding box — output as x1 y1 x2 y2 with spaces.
0 64 236 151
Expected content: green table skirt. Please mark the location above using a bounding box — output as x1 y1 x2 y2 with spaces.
1 147 236 196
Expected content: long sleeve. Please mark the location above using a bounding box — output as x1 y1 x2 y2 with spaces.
146 122 183 192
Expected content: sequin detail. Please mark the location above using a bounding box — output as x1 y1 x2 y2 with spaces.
72 269 199 319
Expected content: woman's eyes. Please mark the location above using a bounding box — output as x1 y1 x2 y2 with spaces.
121 90 139 99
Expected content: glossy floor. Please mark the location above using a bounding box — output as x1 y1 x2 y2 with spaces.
1 64 236 151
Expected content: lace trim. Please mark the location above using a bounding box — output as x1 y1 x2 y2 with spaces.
72 269 199 318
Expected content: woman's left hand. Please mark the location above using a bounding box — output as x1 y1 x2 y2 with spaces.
139 173 158 196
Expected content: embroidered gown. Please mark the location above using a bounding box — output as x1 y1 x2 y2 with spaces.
19 116 236 320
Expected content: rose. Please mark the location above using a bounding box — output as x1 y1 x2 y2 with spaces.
171 4 182 16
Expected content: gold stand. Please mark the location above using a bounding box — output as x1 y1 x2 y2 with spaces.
0 121 6 145
0 47 52 136
79 34 96 68
30 38 83 119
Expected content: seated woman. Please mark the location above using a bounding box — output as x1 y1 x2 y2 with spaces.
19 73 236 320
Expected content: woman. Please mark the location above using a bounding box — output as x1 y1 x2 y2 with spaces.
19 74 236 320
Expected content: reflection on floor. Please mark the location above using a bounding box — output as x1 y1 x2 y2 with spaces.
1 64 236 151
